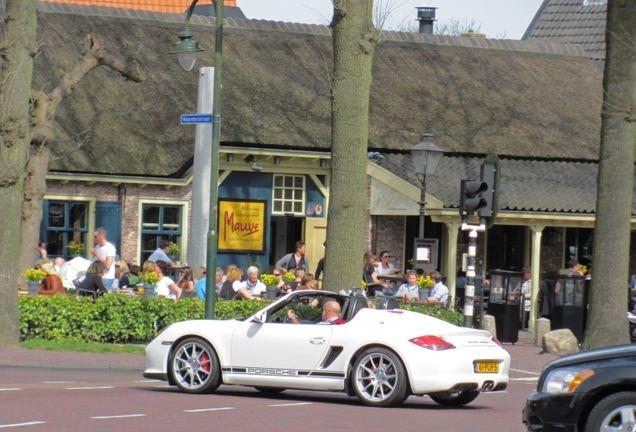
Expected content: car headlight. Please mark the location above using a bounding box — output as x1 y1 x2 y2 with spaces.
541 366 594 394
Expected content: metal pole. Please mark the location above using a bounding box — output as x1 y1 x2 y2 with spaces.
463 229 477 327
418 175 426 238
204 0 224 320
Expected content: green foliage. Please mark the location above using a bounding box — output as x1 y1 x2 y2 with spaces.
18 295 464 344
20 338 145 355
400 303 464 326
246 254 263 273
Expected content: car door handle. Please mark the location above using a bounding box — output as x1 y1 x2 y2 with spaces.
309 337 326 345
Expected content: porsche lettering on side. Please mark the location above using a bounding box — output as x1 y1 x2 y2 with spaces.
144 291 510 407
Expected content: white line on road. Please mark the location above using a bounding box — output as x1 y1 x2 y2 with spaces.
134 379 160 383
90 414 146 420
511 377 538 381
0 421 45 428
66 386 115 390
268 402 313 407
184 407 235 413
0 388 21 392
43 381 75 384
510 368 540 375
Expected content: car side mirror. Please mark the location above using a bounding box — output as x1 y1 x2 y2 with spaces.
253 310 267 324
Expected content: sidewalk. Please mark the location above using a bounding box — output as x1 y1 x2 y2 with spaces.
0 334 557 376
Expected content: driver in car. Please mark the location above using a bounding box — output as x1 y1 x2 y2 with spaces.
286 300 346 325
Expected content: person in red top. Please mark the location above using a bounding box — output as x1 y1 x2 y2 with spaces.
286 301 346 325
38 261 67 295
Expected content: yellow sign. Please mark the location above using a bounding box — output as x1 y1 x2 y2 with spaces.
218 199 266 252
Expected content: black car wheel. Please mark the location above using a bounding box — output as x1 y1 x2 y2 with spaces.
352 347 408 407
429 390 480 407
585 391 636 432
170 337 221 394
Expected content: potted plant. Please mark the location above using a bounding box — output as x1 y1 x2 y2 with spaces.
168 242 180 260
24 268 47 295
416 274 435 301
67 240 85 257
260 273 279 300
141 271 161 298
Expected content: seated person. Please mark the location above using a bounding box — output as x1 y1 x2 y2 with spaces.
78 261 108 297
395 270 419 301
238 266 266 297
38 262 67 295
286 300 346 325
427 271 449 304
219 267 252 300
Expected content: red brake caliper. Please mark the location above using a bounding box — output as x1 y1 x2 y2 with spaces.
200 352 210 373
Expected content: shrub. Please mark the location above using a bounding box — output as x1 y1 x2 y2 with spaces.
18 295 465 344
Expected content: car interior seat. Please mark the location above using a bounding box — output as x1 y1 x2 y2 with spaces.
376 296 400 310
341 294 369 322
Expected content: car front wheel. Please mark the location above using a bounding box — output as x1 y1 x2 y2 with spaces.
170 337 221 394
429 390 480 407
352 347 408 407
585 391 636 432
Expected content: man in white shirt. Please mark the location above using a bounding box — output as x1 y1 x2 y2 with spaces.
90 227 117 292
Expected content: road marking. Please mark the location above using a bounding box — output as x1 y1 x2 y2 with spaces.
184 407 235 413
0 388 21 392
91 414 146 419
510 368 540 375
0 421 45 428
268 402 313 407
134 379 160 383
44 381 75 384
511 377 538 381
66 386 115 390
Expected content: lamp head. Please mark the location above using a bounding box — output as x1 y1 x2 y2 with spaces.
410 132 445 176
169 30 205 71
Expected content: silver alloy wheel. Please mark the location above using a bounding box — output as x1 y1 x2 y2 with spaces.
599 404 636 431
354 352 399 402
172 341 212 390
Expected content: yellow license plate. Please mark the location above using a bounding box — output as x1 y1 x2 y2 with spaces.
474 361 499 373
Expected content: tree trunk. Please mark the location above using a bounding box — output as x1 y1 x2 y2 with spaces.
19 145 50 276
323 0 378 292
0 0 38 346
582 0 636 349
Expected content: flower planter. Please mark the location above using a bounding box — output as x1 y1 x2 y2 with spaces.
265 287 278 300
418 289 429 301
144 283 157 298
28 281 40 295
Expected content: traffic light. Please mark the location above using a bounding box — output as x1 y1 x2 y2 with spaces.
478 158 500 228
459 180 487 219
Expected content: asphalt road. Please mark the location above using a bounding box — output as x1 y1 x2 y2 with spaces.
0 365 538 431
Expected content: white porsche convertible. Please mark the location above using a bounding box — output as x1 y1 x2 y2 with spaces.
144 291 510 407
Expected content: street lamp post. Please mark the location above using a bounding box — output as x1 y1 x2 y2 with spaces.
410 132 445 239
170 0 224 319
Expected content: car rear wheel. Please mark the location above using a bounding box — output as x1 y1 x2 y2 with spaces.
170 337 221 394
585 391 636 432
429 390 480 407
352 347 408 407
254 387 286 394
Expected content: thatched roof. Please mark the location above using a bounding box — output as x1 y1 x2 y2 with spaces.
24 2 603 176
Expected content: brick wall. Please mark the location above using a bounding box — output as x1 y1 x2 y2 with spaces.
46 181 192 265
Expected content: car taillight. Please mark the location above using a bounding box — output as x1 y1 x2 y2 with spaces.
490 336 502 347
409 336 456 351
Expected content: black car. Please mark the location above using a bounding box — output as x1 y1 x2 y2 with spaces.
523 344 636 432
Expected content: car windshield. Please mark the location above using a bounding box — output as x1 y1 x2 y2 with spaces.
267 293 344 323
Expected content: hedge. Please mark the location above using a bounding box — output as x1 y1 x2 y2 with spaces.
18 295 464 344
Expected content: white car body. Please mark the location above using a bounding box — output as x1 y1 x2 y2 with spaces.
144 291 510 407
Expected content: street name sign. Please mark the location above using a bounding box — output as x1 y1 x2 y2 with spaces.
181 114 213 124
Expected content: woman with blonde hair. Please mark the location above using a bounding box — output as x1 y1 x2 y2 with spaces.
219 267 251 300
194 266 207 283
38 261 66 295
115 259 130 290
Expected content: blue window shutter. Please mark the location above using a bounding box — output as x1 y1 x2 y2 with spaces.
95 201 122 257
39 199 49 242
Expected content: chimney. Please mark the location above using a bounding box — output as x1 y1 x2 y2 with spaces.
416 7 437 34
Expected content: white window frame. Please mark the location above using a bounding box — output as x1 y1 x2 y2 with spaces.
272 174 306 216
